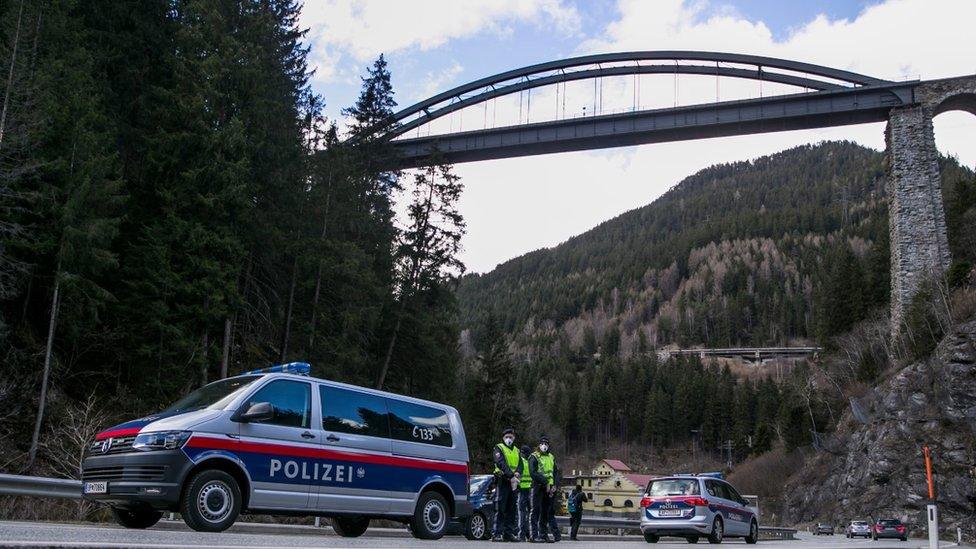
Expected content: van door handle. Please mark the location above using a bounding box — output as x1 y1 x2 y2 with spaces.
301 431 315 439
326 434 340 442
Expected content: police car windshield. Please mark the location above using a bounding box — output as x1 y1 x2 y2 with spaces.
646 479 700 497
163 375 263 413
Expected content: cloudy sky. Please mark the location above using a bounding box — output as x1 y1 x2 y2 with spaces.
301 0 976 274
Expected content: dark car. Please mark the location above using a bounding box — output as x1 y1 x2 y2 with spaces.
447 474 496 540
813 522 834 535
872 518 908 541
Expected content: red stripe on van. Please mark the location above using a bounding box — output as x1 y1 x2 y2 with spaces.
95 427 142 440
186 435 468 474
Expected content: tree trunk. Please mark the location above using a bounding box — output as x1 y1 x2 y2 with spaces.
279 256 298 362
27 266 60 469
0 0 25 149
307 171 334 351
376 298 407 390
220 316 232 378
376 172 436 390
200 297 209 387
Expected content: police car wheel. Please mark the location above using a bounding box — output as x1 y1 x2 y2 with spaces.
410 491 449 540
464 512 487 540
707 517 723 544
644 532 659 543
332 516 369 537
180 469 241 532
745 521 758 544
111 506 162 529
687 536 699 543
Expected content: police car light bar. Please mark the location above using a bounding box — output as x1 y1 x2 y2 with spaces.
243 362 311 376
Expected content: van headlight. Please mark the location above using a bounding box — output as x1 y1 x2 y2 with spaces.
132 431 191 451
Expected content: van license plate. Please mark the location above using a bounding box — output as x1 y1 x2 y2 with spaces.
658 509 681 517
84 481 107 494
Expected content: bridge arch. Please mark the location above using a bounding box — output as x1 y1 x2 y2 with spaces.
377 51 892 141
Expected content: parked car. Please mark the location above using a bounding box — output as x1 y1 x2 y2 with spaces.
639 475 759 544
846 520 871 538
813 522 834 535
872 518 908 541
447 474 495 540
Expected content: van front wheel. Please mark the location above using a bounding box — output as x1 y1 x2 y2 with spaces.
332 516 369 537
180 469 241 532
409 491 449 540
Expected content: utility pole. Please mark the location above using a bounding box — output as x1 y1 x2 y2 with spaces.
924 445 938 549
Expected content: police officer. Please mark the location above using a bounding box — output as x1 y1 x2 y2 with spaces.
517 445 534 541
492 428 522 542
529 436 561 543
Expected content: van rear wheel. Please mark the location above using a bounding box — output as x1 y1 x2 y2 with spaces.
409 491 449 540
111 507 162 529
180 469 241 532
332 516 369 537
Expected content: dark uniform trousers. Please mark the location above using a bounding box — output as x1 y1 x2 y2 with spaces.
493 478 518 539
530 486 560 540
517 487 532 539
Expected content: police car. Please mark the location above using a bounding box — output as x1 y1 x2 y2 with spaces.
639 474 758 544
81 363 471 539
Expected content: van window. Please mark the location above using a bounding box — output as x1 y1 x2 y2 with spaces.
243 379 310 428
386 399 453 447
319 385 390 438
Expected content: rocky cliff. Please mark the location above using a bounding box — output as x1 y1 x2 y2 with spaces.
785 318 976 537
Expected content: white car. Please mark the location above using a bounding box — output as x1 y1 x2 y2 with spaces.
846 520 871 538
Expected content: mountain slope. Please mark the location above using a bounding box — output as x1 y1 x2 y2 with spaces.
457 141 970 357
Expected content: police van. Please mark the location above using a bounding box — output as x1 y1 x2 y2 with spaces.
81 363 471 539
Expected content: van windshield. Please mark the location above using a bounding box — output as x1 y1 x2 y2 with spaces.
164 375 263 413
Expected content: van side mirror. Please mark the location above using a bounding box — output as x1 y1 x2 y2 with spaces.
239 402 274 423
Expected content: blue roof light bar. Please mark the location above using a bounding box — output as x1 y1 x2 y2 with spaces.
243 362 311 376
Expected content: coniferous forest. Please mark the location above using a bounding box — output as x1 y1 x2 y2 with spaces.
2 1 976 483
0 0 464 471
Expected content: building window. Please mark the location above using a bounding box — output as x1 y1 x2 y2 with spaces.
624 500 634 508
587 493 593 500
603 499 613 507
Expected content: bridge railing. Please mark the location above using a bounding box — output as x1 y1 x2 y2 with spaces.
0 473 797 540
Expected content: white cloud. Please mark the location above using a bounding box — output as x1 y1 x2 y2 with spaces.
301 0 581 83
446 0 976 273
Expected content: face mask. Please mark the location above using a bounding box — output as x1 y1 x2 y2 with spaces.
503 436 515 447
540 444 549 453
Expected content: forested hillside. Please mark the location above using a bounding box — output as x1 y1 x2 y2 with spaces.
0 0 463 473
458 142 973 358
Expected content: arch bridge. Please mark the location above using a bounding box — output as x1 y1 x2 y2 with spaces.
367 51 976 333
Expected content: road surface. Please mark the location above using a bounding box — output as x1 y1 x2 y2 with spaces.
0 520 970 548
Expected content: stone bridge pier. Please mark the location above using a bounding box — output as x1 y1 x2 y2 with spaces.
886 76 976 332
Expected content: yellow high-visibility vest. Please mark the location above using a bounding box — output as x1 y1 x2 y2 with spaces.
493 443 520 476
533 451 554 485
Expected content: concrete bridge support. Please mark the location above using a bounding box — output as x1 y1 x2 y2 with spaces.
886 76 976 332
885 105 950 331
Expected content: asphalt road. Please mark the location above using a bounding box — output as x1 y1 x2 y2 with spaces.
0 521 970 549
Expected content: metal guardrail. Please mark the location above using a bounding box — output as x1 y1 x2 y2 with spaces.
0 473 797 541
556 515 796 540
0 473 81 499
